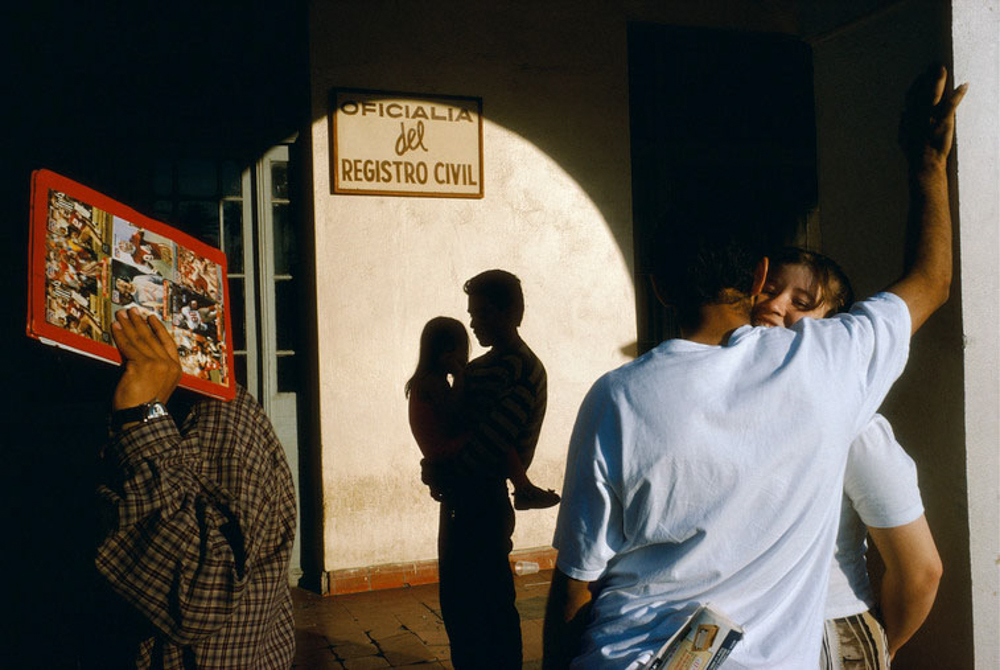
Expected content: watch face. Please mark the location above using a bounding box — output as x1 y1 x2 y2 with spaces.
145 402 169 421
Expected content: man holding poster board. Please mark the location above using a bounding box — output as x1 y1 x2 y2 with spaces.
94 307 297 668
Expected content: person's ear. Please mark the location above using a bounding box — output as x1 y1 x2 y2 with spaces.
751 257 769 297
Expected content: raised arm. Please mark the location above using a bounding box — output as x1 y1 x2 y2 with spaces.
869 515 942 658
97 309 293 645
886 65 967 334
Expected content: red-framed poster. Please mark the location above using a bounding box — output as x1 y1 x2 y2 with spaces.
27 169 236 401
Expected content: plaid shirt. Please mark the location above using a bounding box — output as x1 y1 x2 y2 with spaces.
96 386 296 669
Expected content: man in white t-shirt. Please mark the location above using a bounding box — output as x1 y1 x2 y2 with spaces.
542 67 965 669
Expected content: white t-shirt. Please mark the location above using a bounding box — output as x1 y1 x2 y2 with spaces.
552 293 910 670
826 414 924 619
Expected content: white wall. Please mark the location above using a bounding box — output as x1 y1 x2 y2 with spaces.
307 2 637 570
953 2 1000 668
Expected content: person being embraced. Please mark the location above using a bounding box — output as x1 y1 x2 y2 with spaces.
753 248 943 668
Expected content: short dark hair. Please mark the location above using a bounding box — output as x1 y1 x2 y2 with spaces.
463 269 525 326
768 247 854 315
649 214 760 324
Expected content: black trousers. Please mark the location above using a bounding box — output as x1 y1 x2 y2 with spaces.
438 479 522 669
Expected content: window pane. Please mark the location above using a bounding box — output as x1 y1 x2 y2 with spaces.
228 278 246 350
153 160 173 196
277 355 297 393
221 161 242 197
234 353 247 388
177 200 220 246
178 159 217 197
153 200 173 219
274 277 298 351
223 201 244 274
272 203 296 275
271 161 289 199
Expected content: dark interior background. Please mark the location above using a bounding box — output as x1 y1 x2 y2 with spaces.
628 22 818 352
2 3 307 666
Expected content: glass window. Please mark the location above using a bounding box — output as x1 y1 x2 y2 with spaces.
177 200 220 246
229 278 246 350
277 355 297 393
274 277 298 352
271 161 289 199
221 161 242 197
178 159 217 197
223 201 244 274
272 202 296 276
153 160 173 196
153 200 174 219
234 354 247 389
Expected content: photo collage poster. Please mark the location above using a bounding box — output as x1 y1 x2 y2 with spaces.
31 170 235 399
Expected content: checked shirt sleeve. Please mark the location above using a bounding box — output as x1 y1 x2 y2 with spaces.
95 392 294 654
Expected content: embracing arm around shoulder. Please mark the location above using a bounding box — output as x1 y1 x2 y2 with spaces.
543 567 594 670
869 515 943 658
885 66 967 335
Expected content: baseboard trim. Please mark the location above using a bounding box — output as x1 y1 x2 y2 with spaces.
325 546 558 596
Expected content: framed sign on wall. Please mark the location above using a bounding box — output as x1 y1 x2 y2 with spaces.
330 88 484 198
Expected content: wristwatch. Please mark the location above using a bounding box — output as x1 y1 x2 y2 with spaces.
109 400 170 432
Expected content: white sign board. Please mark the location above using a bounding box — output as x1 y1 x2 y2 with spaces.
331 88 483 198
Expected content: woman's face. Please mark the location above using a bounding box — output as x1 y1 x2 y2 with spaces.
753 263 830 328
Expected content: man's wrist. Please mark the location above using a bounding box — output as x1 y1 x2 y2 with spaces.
109 400 170 434
909 152 948 176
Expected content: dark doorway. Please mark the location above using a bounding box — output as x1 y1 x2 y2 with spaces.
628 23 818 352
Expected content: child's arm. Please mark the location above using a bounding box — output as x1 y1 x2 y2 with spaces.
408 378 470 461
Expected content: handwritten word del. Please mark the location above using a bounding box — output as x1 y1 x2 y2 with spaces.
395 121 428 157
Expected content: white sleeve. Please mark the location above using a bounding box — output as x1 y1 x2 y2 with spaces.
843 414 924 528
814 292 912 438
552 376 624 582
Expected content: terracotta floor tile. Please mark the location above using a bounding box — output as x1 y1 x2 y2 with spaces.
293 569 553 668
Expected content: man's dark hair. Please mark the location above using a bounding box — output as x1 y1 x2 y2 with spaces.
463 269 525 327
649 214 760 325
769 247 855 315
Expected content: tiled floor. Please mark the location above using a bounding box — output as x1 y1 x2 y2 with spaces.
292 569 554 669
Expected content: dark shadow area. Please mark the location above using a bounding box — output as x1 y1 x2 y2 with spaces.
628 23 818 353
1 2 312 666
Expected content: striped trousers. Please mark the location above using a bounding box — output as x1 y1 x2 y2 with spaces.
820 610 891 669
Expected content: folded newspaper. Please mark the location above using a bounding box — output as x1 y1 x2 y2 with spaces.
642 604 744 670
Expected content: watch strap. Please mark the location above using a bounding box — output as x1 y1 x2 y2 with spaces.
109 401 169 432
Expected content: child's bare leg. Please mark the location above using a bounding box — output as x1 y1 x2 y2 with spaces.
506 449 560 510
